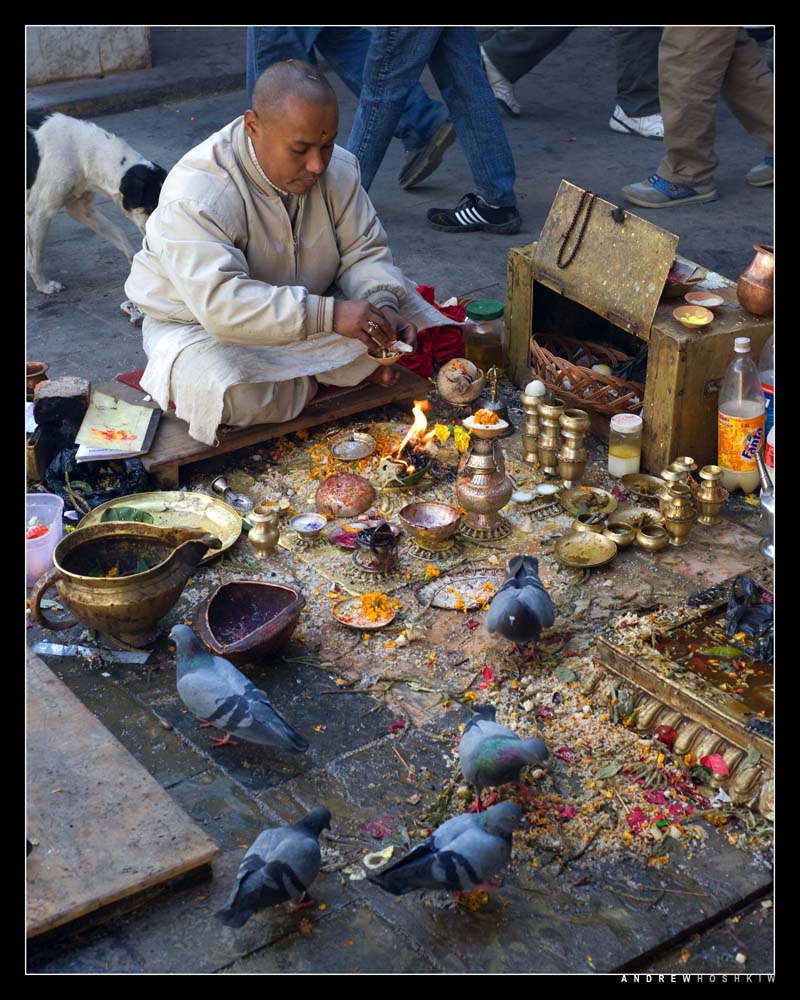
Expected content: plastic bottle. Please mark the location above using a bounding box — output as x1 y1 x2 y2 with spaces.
765 425 774 484
717 338 766 493
758 334 774 437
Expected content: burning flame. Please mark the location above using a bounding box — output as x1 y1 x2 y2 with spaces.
395 399 435 470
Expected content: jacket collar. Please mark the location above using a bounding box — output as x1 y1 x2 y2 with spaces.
233 117 281 200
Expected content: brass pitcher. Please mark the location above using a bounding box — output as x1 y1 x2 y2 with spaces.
737 244 774 317
29 524 222 647
248 504 280 556
662 482 697 546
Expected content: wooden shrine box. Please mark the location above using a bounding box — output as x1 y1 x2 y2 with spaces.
505 181 773 473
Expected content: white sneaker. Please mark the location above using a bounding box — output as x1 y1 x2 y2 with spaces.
609 104 664 140
480 47 521 116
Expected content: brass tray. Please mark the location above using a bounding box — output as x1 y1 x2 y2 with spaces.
607 506 664 531
555 532 617 569
621 473 664 501
331 432 377 462
78 491 242 564
560 487 618 517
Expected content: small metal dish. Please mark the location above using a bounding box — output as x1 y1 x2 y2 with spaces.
560 487 618 516
331 432 377 462
288 513 327 539
636 524 669 552
673 305 713 331
462 414 509 438
607 507 664 532
620 473 665 501
571 513 607 534
603 522 636 548
555 531 618 569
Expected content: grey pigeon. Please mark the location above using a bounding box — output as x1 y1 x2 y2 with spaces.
216 807 331 927
368 801 522 895
484 555 555 644
170 624 308 751
460 703 548 810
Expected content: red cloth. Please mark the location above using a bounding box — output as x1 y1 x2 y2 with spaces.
116 369 176 409
398 285 465 378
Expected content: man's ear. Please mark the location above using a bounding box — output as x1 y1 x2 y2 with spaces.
243 109 259 137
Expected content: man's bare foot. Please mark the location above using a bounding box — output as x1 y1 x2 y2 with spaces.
367 366 401 388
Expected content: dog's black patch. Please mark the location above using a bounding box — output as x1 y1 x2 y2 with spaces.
119 162 168 214
26 111 52 189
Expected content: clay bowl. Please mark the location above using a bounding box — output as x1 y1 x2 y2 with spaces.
398 501 462 550
316 473 376 517
673 305 713 331
368 350 402 366
26 361 49 400
196 580 305 666
685 291 724 309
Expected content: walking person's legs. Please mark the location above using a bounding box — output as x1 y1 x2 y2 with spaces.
609 27 663 139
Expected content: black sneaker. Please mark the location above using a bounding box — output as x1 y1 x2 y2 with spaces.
398 121 456 190
426 193 522 234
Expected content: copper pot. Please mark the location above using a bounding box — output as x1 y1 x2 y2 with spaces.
737 244 774 317
26 362 49 401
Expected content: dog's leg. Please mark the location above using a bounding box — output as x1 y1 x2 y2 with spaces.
66 193 135 260
26 207 64 294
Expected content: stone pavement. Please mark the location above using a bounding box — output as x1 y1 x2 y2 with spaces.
26 27 775 974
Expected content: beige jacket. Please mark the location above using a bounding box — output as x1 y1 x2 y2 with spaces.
124 117 448 444
125 116 409 343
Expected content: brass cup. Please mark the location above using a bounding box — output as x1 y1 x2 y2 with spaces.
572 513 606 534
636 524 669 552
604 523 636 548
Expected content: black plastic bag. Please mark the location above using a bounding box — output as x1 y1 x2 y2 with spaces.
724 575 773 639
41 446 149 513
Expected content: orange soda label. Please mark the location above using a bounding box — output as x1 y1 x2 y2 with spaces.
718 413 765 472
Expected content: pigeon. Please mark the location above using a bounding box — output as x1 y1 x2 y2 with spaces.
170 624 308 751
216 807 332 927
484 556 555 645
459 703 548 810
368 801 522 896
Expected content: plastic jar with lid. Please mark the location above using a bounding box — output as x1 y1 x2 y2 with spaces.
608 413 643 477
464 299 506 371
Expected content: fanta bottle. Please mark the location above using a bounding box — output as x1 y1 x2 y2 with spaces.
718 338 766 493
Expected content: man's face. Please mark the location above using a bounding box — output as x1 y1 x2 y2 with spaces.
244 95 339 196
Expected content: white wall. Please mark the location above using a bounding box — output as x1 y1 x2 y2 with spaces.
27 27 151 86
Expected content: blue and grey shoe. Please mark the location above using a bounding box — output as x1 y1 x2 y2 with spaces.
746 156 774 187
622 174 718 208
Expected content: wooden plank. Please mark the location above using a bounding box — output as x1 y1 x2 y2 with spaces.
140 367 431 484
26 648 220 938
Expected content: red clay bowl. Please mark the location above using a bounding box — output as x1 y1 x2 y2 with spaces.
196 580 305 665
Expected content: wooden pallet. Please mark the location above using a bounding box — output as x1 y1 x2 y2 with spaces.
26 649 220 938
131 367 430 488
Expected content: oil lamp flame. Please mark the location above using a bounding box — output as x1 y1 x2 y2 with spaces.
395 399 434 466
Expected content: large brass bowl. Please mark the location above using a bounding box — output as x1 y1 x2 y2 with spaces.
29 524 221 647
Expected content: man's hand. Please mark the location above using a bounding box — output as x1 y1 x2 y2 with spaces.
333 300 395 351
379 306 418 352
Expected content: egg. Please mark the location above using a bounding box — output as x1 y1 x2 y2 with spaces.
592 364 613 376
524 379 547 397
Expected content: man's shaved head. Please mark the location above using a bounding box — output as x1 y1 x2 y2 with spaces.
252 59 336 121
244 60 339 195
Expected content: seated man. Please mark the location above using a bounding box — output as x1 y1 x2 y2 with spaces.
125 59 447 446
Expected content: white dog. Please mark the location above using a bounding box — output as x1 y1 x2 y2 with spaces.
26 111 167 294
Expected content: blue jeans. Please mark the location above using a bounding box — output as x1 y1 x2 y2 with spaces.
347 27 517 206
246 27 448 152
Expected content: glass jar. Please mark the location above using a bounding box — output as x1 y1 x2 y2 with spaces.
608 413 643 477
464 299 506 371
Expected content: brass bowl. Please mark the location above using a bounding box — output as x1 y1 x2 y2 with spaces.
29 524 221 646
369 351 402 366
608 507 664 532
636 524 669 552
673 305 713 331
26 361 49 401
399 501 462 551
604 523 636 548
571 514 606 534
288 512 328 539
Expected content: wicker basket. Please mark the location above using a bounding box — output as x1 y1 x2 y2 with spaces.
529 333 644 416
